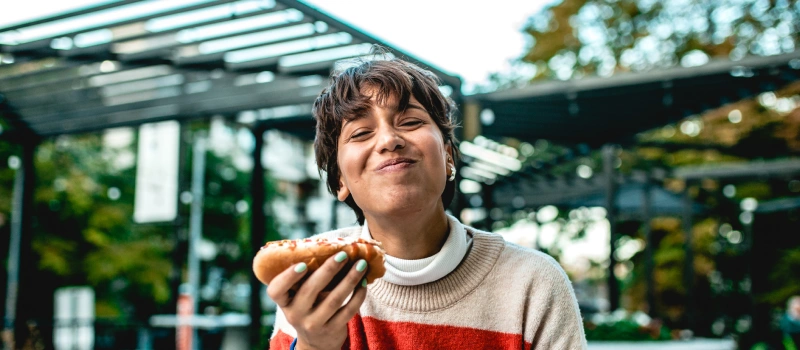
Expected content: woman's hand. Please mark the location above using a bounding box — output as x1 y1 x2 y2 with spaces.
267 252 368 350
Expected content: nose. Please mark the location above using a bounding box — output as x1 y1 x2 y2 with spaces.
375 125 405 153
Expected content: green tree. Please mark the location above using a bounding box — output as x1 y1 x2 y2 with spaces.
521 0 799 81
31 133 173 320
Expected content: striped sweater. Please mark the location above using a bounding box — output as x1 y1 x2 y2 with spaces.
270 225 588 349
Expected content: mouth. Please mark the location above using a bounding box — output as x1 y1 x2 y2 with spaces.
376 157 416 172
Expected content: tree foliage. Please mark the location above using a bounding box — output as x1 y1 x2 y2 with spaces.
0 118 277 324
31 133 173 319
522 0 799 80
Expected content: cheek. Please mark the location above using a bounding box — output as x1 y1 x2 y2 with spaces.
421 132 446 165
336 146 365 182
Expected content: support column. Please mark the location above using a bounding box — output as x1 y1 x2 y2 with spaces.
249 126 266 349
452 100 474 220
482 183 495 231
602 145 620 312
187 135 206 350
170 123 190 325
682 184 695 331
642 179 655 315
330 199 338 231
4 142 36 350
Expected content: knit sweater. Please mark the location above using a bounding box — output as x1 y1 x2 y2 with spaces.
269 225 588 350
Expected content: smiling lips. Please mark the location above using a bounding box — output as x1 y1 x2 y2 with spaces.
376 157 416 172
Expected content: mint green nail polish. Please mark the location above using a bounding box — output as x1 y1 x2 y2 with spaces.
294 263 307 273
361 279 367 288
334 251 348 263
356 259 367 272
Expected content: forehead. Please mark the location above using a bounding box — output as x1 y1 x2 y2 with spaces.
360 84 421 106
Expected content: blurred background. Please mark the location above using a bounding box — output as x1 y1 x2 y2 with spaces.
0 0 798 349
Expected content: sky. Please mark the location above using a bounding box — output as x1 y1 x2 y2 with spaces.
0 0 553 93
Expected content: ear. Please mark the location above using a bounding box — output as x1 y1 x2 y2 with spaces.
445 141 453 165
336 177 351 202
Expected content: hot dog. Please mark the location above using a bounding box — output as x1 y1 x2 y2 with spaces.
253 237 386 290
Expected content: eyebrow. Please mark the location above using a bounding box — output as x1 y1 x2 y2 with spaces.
342 113 366 129
341 101 426 129
406 102 426 112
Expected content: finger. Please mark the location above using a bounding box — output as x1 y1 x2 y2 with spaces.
314 259 368 320
328 277 368 326
294 251 350 309
266 263 309 308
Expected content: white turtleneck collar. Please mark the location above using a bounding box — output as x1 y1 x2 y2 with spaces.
360 214 472 286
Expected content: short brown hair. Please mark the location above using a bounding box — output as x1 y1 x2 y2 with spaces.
313 58 459 225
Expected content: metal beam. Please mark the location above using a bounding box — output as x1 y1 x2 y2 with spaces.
173 30 342 67
0 0 141 32
493 175 608 209
3 1 238 54
20 73 316 124
8 66 185 111
0 8 300 91
277 56 343 75
225 42 357 72
469 50 800 103
642 178 656 315
674 159 800 181
2 141 38 350
3 30 341 107
28 82 323 136
248 125 266 349
0 60 82 89
61 4 288 59
119 14 311 63
682 183 696 331
3 62 227 105
603 144 620 312
482 183 494 231
276 0 462 89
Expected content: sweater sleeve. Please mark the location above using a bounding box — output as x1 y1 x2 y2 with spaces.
269 331 294 350
269 308 298 350
528 256 588 350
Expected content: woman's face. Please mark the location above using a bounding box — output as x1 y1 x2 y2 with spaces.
336 89 452 219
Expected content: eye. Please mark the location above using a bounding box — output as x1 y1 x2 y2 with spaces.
401 120 423 127
350 130 371 140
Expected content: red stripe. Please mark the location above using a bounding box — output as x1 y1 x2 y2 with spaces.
272 316 530 349
270 331 294 350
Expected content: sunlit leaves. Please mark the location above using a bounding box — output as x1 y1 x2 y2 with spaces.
84 239 173 304
522 0 799 80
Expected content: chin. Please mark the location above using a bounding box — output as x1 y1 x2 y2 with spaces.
374 189 439 215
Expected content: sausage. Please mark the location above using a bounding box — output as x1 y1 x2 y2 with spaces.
252 237 386 290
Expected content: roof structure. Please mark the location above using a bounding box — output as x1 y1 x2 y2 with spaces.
491 175 703 216
0 0 461 138
454 51 800 213
467 50 800 147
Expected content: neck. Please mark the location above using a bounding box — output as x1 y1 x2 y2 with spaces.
364 202 449 259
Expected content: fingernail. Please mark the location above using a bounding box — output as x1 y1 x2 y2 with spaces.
334 251 348 263
361 279 367 288
356 259 367 272
294 263 307 273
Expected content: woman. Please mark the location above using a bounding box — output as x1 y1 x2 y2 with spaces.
266 58 588 349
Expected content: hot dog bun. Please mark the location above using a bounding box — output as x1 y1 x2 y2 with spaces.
253 237 386 290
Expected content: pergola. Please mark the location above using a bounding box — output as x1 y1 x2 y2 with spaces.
0 1 460 347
